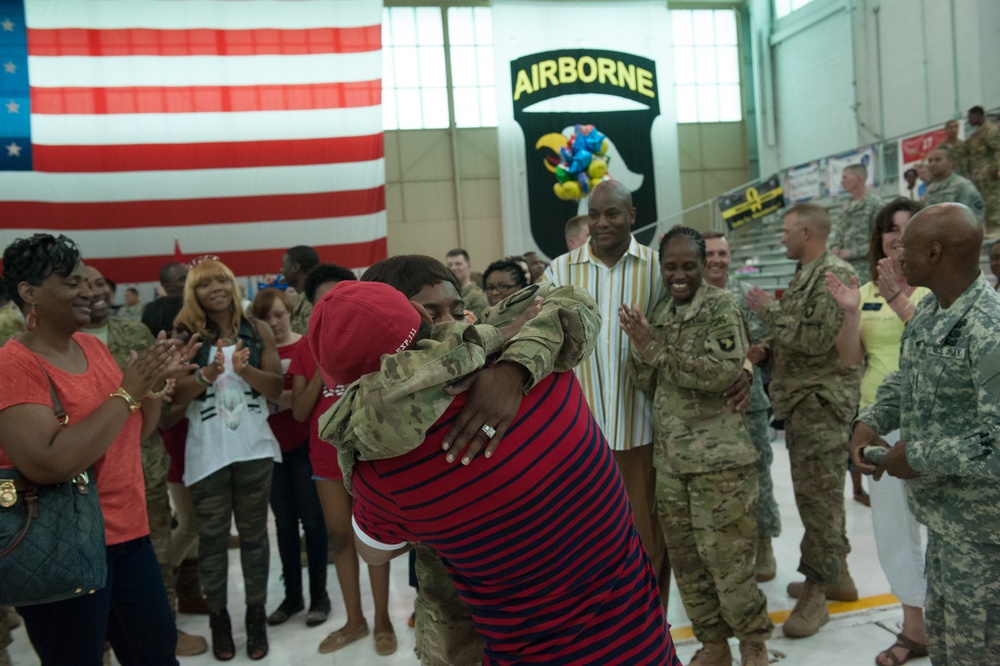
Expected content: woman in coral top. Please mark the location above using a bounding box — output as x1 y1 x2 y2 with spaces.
0 234 196 665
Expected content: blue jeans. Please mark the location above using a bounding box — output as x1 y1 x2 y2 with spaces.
269 443 328 603
18 536 177 666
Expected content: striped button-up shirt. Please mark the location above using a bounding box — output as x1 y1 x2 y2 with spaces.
542 236 664 451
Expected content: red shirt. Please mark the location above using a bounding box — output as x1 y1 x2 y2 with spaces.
268 338 310 453
0 334 148 545
288 339 346 479
352 372 677 665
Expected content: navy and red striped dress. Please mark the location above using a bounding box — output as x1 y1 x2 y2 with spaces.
352 371 679 665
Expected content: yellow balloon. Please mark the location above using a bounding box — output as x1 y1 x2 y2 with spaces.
588 159 607 179
563 181 582 200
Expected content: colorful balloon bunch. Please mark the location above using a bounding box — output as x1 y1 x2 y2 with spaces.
553 125 611 201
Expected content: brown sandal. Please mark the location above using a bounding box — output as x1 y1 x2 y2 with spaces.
876 633 927 666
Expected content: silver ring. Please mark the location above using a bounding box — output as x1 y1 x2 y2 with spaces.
480 424 497 438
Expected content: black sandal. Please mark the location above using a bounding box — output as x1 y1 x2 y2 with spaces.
246 604 269 660
876 633 928 666
209 608 235 661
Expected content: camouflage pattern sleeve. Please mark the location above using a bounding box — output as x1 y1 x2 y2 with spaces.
757 270 847 356
483 283 600 391
0 309 25 347
626 341 659 395
461 283 490 321
319 323 501 489
107 317 156 371
636 291 748 393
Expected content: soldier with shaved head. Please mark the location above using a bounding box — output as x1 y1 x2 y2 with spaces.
851 203 1000 665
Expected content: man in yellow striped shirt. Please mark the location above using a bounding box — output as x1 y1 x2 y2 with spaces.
542 179 671 603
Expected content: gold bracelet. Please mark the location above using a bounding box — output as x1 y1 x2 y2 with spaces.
110 387 141 413
146 381 170 400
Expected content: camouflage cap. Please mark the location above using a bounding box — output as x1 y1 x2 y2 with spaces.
308 281 421 388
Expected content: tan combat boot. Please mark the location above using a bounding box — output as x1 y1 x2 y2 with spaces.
783 580 829 637
739 640 769 666
786 566 858 602
688 641 732 666
176 630 209 657
755 537 776 582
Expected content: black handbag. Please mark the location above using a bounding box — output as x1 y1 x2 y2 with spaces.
0 367 107 606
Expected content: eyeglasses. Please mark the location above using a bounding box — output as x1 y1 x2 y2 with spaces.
485 283 518 293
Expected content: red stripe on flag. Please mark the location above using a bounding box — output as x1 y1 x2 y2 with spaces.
33 135 384 172
27 26 381 56
31 81 382 115
3 187 386 229
84 239 388 282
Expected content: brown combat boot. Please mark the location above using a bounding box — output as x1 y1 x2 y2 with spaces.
786 567 858 602
739 640 769 666
175 559 210 615
688 641 732 666
783 580 829 637
755 537 776 582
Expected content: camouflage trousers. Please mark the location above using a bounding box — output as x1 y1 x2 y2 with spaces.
786 394 851 584
924 533 1000 666
657 465 773 644
973 176 1000 231
413 543 483 666
746 409 781 539
141 434 176 611
189 458 273 611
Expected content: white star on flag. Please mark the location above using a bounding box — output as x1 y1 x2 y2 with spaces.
0 18 14 32
5 142 21 157
2 62 15 74
5 100 18 114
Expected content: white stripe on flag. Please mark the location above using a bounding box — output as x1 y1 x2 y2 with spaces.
32 107 383 146
28 52 382 88
1 159 386 202
0 212 387 260
25 0 381 30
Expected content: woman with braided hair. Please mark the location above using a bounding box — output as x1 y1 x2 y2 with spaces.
621 226 772 666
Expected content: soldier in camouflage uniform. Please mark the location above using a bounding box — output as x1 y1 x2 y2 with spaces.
939 119 969 177
747 204 862 638
621 227 771 666
703 232 781 582
319 262 600 666
923 147 986 220
446 249 490 321
852 203 1000 666
831 164 884 278
281 245 319 334
82 266 208 657
0 307 24 347
964 106 1000 235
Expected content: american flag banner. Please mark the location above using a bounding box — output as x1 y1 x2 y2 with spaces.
0 0 385 282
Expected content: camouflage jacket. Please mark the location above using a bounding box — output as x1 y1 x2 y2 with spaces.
724 278 771 413
319 283 600 489
939 138 969 177
101 317 155 370
757 252 861 421
923 173 985 219
0 308 25 347
966 121 1000 183
627 284 757 475
832 191 883 277
461 282 490 321
858 275 1000 543
291 296 312 336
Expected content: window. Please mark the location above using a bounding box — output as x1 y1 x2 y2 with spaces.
382 7 449 129
773 0 816 20
447 7 497 128
671 9 741 124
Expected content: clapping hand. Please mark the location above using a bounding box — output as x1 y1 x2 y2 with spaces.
824 271 860 313
618 304 654 349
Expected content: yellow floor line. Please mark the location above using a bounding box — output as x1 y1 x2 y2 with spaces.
669 593 901 642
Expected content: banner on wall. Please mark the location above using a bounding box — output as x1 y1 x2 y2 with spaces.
783 161 822 203
0 0 386 281
718 175 785 231
898 128 948 200
826 146 876 197
494 1 681 260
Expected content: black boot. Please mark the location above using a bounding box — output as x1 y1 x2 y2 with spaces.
209 608 235 661
246 604 269 660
